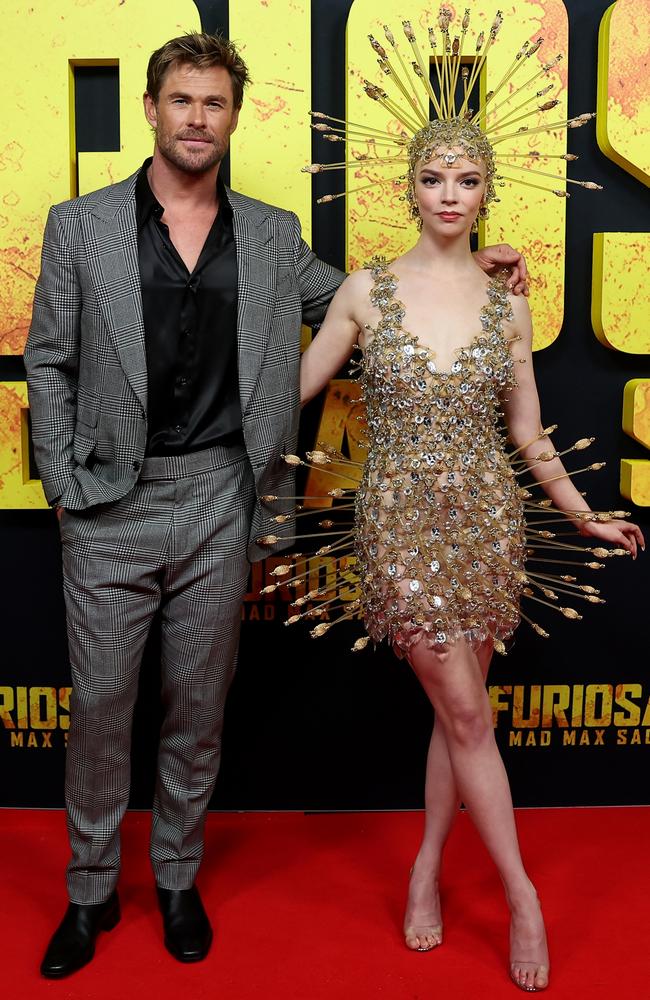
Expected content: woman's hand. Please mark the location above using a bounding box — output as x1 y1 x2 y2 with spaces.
474 243 529 295
578 518 645 559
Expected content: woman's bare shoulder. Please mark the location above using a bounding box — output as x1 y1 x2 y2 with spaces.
345 267 375 291
507 286 531 316
507 286 532 327
333 268 375 307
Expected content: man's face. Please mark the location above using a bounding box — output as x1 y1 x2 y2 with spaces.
143 63 240 174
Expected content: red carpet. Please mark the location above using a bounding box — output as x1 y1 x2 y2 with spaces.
1 807 646 999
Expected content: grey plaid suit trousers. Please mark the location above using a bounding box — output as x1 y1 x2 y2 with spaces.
60 443 253 903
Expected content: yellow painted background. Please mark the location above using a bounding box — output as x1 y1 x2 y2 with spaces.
597 0 650 187
229 0 312 240
621 379 650 506
592 234 650 354
0 383 45 509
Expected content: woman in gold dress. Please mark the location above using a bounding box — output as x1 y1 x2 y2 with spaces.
296 120 643 991
261 12 646 992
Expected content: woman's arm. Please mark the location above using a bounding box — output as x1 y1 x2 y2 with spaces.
502 296 644 557
300 273 365 406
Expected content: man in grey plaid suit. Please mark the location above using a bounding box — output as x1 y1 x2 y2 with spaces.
25 31 527 979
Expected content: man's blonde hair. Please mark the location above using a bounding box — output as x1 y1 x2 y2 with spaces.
146 32 250 108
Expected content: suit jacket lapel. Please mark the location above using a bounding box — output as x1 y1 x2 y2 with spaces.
227 187 275 420
81 178 276 422
83 173 148 413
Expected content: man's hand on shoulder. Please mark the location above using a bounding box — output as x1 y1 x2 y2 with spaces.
474 244 529 296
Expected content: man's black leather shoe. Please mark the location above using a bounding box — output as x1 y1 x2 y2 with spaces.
40 891 121 978
156 885 213 962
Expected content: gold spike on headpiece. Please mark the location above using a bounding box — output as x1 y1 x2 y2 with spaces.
305 8 601 222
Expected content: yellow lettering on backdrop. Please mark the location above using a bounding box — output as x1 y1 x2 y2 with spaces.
29 688 57 730
584 684 613 728
0 383 46 508
591 234 650 354
613 683 642 728
621 379 650 506
489 685 512 728
0 0 201 356
622 381 650 449
0 687 15 729
513 685 541 729
58 687 71 730
302 380 365 507
229 0 312 242
541 685 570 728
597 0 650 188
345 0 570 349
595 0 650 505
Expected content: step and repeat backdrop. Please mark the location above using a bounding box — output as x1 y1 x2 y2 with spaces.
0 0 648 809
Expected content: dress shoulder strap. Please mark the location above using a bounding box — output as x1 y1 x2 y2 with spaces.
365 255 391 283
365 254 389 273
485 270 515 329
364 256 400 315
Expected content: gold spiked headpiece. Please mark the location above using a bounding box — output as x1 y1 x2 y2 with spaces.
304 7 602 221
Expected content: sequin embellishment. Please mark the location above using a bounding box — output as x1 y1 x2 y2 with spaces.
354 258 525 654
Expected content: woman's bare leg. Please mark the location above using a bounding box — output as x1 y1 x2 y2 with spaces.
408 638 549 991
403 639 493 952
403 715 452 950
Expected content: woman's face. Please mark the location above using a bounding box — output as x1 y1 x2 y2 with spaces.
413 151 487 236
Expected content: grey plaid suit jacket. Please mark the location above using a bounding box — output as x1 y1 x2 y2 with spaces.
25 171 344 561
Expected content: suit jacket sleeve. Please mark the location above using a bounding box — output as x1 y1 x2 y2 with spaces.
24 205 80 505
291 212 345 327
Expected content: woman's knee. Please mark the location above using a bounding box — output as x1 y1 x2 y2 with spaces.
408 640 494 745
443 698 493 749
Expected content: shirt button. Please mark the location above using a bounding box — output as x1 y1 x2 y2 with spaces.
174 425 182 433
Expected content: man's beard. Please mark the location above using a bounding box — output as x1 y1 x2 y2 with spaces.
155 127 227 174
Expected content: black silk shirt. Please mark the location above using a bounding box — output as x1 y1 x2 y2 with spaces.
136 160 243 456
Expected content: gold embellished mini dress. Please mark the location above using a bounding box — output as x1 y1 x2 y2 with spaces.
355 257 526 655
264 258 620 653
